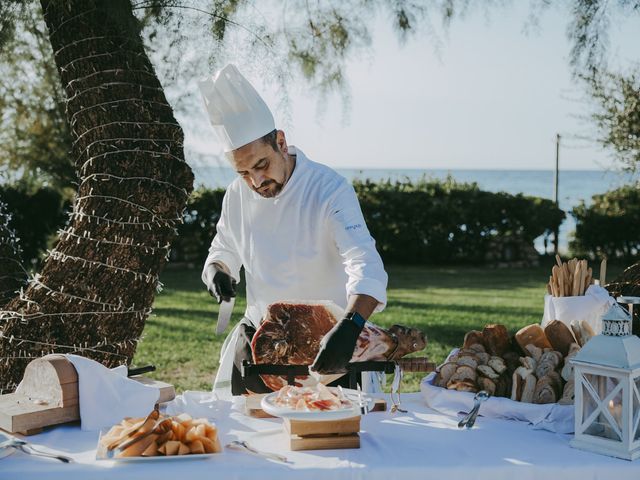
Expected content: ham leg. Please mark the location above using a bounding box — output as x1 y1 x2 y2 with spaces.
251 302 427 391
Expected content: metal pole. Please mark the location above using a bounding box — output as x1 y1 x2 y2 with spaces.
553 134 560 255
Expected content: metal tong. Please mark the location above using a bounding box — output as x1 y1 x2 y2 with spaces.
225 440 289 463
458 390 489 429
0 438 73 463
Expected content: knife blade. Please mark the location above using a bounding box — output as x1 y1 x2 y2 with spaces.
216 296 235 334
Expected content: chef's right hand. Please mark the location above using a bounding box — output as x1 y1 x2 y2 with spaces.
204 263 237 303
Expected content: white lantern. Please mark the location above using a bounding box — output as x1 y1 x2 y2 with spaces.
570 302 640 460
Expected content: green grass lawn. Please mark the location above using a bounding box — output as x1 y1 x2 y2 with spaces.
133 261 623 393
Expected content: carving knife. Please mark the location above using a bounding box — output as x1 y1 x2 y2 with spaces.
216 297 235 335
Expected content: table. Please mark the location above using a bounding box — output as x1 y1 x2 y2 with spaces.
2 393 639 480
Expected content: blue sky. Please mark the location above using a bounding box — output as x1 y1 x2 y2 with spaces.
187 2 639 171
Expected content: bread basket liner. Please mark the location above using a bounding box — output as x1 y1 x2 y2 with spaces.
420 350 575 433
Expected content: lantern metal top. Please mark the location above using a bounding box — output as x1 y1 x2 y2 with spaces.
572 303 640 370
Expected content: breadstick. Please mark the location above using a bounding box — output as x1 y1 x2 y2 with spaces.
557 266 564 297
600 259 607 285
555 254 563 268
572 262 581 296
563 263 571 295
579 260 587 295
584 267 592 291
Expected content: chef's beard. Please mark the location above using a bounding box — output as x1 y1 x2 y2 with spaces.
254 179 283 198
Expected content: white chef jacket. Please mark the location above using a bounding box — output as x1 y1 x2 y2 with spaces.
202 146 388 397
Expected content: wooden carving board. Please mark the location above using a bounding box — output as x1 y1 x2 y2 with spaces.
0 354 175 435
284 416 361 451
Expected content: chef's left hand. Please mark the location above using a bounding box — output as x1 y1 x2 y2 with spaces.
310 313 364 374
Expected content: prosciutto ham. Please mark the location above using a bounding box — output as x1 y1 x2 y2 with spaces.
274 384 351 411
251 301 427 391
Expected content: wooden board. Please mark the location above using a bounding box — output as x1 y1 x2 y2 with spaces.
245 394 275 418
284 416 361 451
0 355 175 435
131 376 175 404
284 416 360 436
0 393 79 434
289 433 360 451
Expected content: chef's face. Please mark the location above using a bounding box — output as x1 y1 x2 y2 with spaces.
229 130 291 198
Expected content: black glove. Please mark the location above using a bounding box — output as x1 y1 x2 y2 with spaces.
310 312 365 374
205 264 237 303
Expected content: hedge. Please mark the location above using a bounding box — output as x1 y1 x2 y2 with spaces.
0 179 565 268
0 185 68 268
571 185 640 262
173 178 564 265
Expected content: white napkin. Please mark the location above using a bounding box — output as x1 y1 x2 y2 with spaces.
162 391 219 419
541 284 615 334
420 373 574 433
65 354 160 431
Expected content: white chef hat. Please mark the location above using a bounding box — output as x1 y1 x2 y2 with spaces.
198 64 275 152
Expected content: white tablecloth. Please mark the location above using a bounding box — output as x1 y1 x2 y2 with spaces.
2 393 639 480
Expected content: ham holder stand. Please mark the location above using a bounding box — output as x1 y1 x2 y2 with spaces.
241 357 436 391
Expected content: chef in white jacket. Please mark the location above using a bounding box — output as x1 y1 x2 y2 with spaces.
198 64 388 399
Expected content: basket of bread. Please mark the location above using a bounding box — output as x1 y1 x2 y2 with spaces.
420 319 596 432
542 256 614 333
96 407 222 460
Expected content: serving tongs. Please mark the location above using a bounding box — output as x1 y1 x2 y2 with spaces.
458 390 490 429
226 440 290 463
0 437 73 463
100 407 171 459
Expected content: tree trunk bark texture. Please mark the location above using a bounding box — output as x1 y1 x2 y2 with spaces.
0 0 194 392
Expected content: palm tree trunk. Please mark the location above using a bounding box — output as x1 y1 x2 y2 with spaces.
0 0 194 392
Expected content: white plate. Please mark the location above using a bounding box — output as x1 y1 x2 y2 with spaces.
95 431 221 462
96 451 219 462
260 388 368 422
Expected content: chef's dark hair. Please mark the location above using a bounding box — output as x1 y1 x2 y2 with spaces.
260 129 278 152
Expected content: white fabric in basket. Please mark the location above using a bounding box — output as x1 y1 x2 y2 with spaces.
420 372 574 433
542 284 615 334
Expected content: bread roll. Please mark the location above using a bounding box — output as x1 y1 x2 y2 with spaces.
579 320 595 345
520 356 537 371
456 356 478 370
520 374 537 403
535 351 563 378
475 352 490 365
448 380 478 393
544 320 576 356
515 324 552 352
478 376 496 396
477 365 500 380
533 376 558 404
463 330 485 350
558 378 575 405
435 362 458 387
570 321 584 346
524 344 542 362
511 367 532 401
482 324 511 356
468 343 486 354
488 356 507 374
502 351 520 375
447 365 476 385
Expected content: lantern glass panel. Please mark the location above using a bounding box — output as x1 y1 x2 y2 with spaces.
635 378 640 442
582 373 622 442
